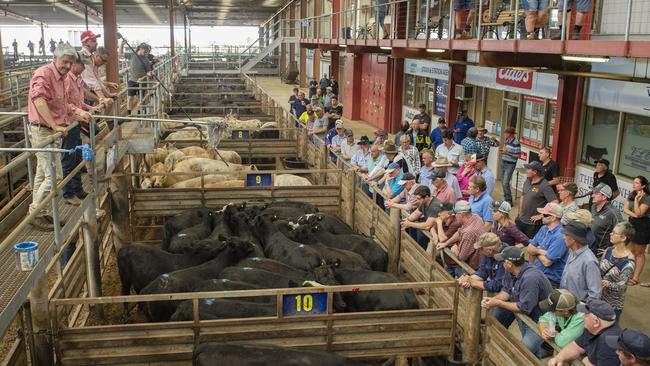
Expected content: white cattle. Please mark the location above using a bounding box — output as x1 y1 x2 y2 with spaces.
171 174 245 189
156 157 254 188
274 174 312 187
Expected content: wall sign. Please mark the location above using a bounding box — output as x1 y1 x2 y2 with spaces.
404 59 449 81
587 79 650 117
496 68 534 90
282 292 328 316
435 80 448 117
466 66 559 100
231 130 250 140
246 173 272 187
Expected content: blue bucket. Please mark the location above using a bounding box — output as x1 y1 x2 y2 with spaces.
14 241 39 271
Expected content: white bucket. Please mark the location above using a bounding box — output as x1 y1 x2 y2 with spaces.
14 241 39 271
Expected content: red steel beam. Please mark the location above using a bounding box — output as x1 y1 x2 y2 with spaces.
102 0 119 84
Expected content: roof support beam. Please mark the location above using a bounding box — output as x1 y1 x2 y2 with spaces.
0 6 47 25
103 0 119 85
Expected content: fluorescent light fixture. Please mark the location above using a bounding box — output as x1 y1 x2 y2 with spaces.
561 55 610 63
380 46 392 50
426 48 445 53
338 44 346 48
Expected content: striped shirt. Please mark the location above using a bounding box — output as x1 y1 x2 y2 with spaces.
399 145 421 175
477 136 499 157
599 247 635 311
502 137 522 164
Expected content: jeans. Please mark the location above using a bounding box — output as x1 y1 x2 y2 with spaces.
61 125 83 198
516 217 543 239
60 241 77 270
492 307 547 358
492 306 516 328
501 161 516 202
445 266 466 278
415 229 430 250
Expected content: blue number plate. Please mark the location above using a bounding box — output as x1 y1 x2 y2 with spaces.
231 130 250 140
282 293 328 316
246 173 272 187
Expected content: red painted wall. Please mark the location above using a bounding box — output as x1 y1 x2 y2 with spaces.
343 53 362 121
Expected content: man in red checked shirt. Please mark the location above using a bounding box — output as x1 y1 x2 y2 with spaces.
27 43 92 231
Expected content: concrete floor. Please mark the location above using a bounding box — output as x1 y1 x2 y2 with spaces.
252 75 650 335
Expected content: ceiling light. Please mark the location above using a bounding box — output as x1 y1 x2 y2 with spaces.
427 48 445 53
380 46 392 50
561 55 610 63
338 44 346 48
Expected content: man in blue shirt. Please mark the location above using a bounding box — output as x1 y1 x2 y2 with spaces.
527 202 568 288
380 162 404 200
429 117 448 149
468 175 494 230
474 153 496 196
458 232 505 292
291 91 309 117
453 110 474 144
482 246 554 355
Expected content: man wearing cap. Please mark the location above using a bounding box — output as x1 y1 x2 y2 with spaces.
376 141 409 177
413 104 432 132
477 127 499 158
325 96 343 129
591 159 620 207
468 175 494 229
516 160 558 238
460 127 479 155
435 130 463 174
536 289 585 355
373 129 388 146
591 182 623 254
350 136 371 171
558 182 579 225
606 328 650 366
432 169 457 203
328 121 347 152
378 162 404 202
560 221 602 302
127 42 154 114
437 200 485 272
323 86 335 109
339 129 359 161
453 110 474 144
458 232 506 292
549 299 621 366
398 134 421 175
474 153 496 196
539 147 561 187
386 172 420 213
27 44 92 231
430 117 448 149
566 209 598 253
501 126 522 206
405 119 431 152
308 108 329 145
402 186 443 248
80 31 117 104
481 246 553 349
527 202 569 288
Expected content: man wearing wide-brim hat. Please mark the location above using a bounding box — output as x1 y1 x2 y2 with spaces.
431 156 462 199
434 129 463 174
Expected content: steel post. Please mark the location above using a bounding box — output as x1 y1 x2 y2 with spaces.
82 195 102 302
22 117 35 190
514 0 520 39
561 0 569 41
624 0 633 41
47 149 63 248
28 276 54 366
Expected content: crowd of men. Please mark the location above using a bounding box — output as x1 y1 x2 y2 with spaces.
291 85 650 363
26 30 155 232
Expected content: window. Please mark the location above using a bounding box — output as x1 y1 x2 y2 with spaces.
521 96 546 149
580 107 619 165
404 74 416 106
484 89 503 135
618 114 650 178
546 100 557 148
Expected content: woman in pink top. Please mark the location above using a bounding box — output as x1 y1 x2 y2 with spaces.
456 158 477 200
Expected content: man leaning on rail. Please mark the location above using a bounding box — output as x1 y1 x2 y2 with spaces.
27 43 92 231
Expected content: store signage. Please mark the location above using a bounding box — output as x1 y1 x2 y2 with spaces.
587 78 650 117
466 66 559 100
405 59 449 81
496 68 534 90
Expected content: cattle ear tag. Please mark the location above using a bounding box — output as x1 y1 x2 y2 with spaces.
204 299 215 305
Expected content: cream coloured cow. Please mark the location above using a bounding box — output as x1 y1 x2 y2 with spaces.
274 174 312 187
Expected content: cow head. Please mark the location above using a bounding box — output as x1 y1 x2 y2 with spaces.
310 260 346 311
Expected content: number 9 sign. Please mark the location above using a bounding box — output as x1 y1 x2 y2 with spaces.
246 173 271 187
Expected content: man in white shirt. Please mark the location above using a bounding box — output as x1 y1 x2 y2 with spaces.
340 129 359 161
435 129 463 174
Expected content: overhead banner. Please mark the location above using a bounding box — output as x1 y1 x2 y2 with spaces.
404 59 449 81
587 78 650 117
466 66 559 100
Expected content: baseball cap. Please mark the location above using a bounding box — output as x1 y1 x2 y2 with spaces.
536 202 563 218
596 159 610 168
335 120 344 128
605 329 650 359
357 136 371 145
397 172 416 185
385 162 400 173
577 299 616 321
504 127 516 134
539 289 578 313
593 183 613 199
80 30 101 42
432 169 447 179
561 220 589 244
474 232 502 249
343 129 353 137
524 160 543 173
438 117 446 124
475 153 488 162
453 200 471 214
491 200 512 214
494 246 524 262
375 129 388 138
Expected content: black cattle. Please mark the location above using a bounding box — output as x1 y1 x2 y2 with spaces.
297 213 356 235
167 210 215 253
334 269 419 312
193 278 269 303
236 257 308 279
117 242 220 299
140 238 255 322
251 215 323 271
162 207 212 249
205 211 233 239
218 267 300 289
251 128 279 139
193 342 368 366
261 204 319 220
290 224 387 272
224 204 264 247
266 201 319 212
308 243 370 270
170 298 276 321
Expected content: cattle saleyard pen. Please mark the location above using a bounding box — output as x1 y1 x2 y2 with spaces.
0 68 559 366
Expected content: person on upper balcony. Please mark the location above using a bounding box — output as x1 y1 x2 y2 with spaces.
523 0 549 40
554 0 593 40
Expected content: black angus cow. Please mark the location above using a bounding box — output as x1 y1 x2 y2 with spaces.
218 266 300 289
166 210 215 253
297 213 356 235
205 210 233 239
140 238 256 322
170 298 276 321
334 269 419 312
290 224 388 272
224 204 264 247
261 203 319 220
236 257 309 279
266 201 319 212
162 206 212 249
193 342 368 366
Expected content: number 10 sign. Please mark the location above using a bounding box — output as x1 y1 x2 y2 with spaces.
282 293 328 316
